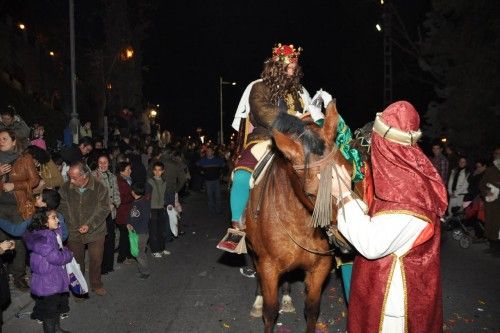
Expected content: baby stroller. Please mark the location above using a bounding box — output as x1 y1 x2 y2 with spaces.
446 197 486 248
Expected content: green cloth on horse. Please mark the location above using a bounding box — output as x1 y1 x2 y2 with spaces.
335 116 364 183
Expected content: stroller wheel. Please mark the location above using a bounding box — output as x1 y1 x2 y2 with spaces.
459 235 471 248
452 228 463 241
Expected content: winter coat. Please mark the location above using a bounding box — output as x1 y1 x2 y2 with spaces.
116 175 134 225
480 166 500 240
5 153 40 219
58 175 110 244
24 228 72 296
92 170 121 219
39 159 64 190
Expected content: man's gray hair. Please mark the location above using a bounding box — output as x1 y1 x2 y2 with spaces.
70 161 91 177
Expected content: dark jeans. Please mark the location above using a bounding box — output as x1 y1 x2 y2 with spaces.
101 215 116 273
67 236 105 290
149 209 166 253
0 205 26 280
116 224 131 262
205 179 221 214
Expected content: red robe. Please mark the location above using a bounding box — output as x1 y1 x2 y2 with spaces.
347 200 443 333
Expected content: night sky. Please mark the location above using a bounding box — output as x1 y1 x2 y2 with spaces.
143 0 431 139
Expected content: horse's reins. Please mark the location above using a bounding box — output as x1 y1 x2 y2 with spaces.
284 144 364 255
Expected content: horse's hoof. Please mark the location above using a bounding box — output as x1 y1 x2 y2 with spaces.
279 295 296 313
250 295 263 317
250 306 263 318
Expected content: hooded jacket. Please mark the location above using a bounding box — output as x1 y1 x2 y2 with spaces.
24 227 72 296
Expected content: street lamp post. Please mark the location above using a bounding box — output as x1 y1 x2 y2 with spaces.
68 0 79 144
219 76 236 145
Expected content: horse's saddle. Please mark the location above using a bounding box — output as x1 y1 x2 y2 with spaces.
249 140 275 189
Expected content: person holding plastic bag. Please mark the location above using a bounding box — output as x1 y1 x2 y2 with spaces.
126 183 151 279
24 209 73 333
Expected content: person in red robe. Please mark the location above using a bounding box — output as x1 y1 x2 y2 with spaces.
331 101 448 332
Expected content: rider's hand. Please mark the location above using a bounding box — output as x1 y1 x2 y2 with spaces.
320 90 333 108
306 104 324 123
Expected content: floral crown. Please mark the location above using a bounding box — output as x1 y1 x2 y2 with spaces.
272 43 302 65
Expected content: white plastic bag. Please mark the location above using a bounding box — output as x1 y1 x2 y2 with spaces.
66 258 89 295
167 206 179 237
56 234 88 295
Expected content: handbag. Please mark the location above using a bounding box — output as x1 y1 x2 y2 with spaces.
56 234 88 295
129 229 139 257
216 228 247 254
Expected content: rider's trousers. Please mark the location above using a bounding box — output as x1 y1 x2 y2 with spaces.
230 169 252 222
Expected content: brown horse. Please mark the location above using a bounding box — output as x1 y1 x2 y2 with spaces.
244 102 353 333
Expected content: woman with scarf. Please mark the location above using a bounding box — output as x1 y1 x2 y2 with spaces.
92 153 121 274
0 129 39 291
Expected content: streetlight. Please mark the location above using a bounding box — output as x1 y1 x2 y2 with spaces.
375 24 382 31
49 51 55 56
219 76 236 145
18 23 26 30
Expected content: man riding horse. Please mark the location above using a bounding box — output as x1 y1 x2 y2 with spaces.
225 43 330 237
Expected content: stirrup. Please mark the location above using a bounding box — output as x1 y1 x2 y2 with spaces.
217 228 247 254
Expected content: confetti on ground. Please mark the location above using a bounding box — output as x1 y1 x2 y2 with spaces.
315 321 328 333
276 325 292 333
222 322 230 328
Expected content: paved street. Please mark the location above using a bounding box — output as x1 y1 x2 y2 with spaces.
3 190 500 333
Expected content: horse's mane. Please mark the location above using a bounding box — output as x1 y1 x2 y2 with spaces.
272 112 325 158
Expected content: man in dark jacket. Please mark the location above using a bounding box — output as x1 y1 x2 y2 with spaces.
59 161 110 296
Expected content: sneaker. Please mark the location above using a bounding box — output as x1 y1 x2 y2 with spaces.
138 273 150 280
152 252 163 258
60 313 70 320
239 266 256 278
161 250 171 256
92 287 107 296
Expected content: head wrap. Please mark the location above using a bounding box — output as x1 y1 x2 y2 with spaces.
370 101 447 217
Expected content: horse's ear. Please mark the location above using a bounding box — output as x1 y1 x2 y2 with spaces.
272 129 304 162
322 99 339 145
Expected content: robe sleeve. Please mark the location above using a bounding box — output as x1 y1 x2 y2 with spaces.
337 199 427 259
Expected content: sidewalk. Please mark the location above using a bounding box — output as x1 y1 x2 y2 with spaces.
3 277 34 323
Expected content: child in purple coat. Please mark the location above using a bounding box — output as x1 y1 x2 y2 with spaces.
24 209 73 333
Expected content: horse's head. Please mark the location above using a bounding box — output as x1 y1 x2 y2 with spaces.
272 101 354 252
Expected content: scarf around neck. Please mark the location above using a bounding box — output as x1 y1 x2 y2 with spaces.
0 150 20 165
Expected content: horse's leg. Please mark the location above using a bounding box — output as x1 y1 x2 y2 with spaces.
259 267 280 333
280 281 296 313
303 267 330 333
250 272 263 317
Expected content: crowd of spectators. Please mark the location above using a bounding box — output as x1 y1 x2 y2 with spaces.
0 104 236 332
430 141 500 257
